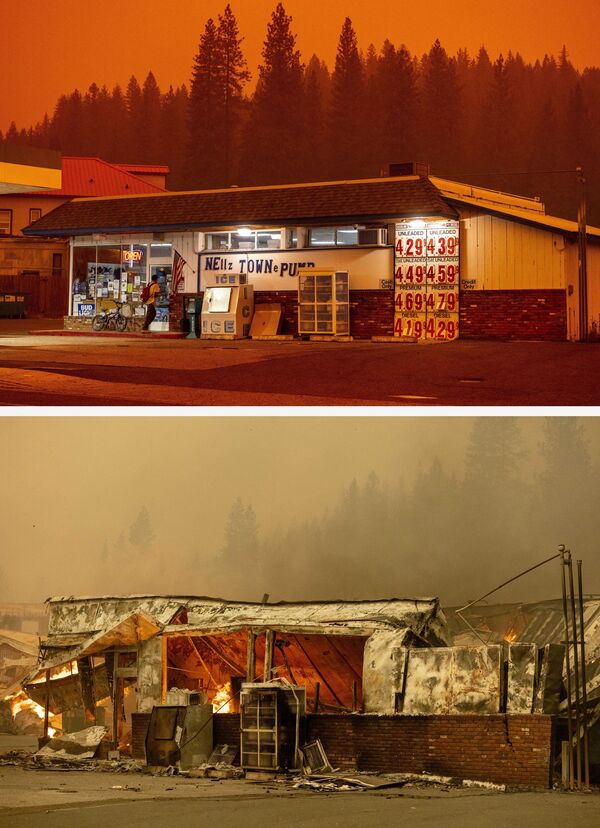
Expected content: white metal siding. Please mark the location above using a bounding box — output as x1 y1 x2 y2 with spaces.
459 209 566 291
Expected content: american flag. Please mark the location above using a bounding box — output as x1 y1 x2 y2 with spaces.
171 250 186 296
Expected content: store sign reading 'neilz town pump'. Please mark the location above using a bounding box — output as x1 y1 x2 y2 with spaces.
394 220 459 341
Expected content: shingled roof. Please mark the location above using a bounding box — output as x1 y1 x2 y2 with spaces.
22 175 456 236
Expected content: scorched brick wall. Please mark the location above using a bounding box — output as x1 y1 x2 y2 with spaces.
132 712 553 787
307 714 554 788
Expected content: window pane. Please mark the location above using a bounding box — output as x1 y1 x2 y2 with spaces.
288 229 298 249
0 210 11 234
150 243 172 259
257 231 280 249
231 231 255 250
207 233 229 250
309 228 335 246
336 226 358 245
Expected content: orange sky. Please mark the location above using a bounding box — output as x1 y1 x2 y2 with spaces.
2 0 599 133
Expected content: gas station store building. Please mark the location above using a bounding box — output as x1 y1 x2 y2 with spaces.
23 164 600 341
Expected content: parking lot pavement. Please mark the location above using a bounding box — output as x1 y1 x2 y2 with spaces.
0 331 599 406
0 766 598 828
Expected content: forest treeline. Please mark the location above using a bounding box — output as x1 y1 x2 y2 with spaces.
215 418 599 606
10 419 595 605
3 4 598 221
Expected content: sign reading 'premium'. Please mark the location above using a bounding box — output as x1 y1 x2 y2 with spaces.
394 221 460 341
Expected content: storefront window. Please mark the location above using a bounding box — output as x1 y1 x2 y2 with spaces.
307 225 383 247
205 230 282 250
71 243 149 321
308 227 335 246
150 242 173 259
336 226 359 245
206 233 230 250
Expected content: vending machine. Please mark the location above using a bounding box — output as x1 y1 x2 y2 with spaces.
200 273 254 339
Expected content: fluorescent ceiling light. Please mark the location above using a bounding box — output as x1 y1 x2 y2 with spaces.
237 227 253 237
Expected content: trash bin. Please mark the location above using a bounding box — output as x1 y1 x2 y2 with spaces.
185 296 202 339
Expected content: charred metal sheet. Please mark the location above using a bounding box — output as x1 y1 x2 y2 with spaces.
137 637 163 713
362 629 411 714
25 665 109 715
36 725 107 759
533 643 565 714
45 596 449 646
402 646 502 715
402 648 453 714
506 643 537 714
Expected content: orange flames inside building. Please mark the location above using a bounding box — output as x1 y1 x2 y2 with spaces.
212 684 231 713
8 692 57 737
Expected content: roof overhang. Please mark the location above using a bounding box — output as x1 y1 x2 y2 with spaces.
0 145 61 194
23 210 457 239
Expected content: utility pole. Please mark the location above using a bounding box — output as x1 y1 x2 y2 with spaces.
576 167 588 342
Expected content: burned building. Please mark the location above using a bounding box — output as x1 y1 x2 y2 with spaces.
10 593 570 787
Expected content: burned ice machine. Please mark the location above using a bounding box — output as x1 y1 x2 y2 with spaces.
239 682 306 772
201 273 254 339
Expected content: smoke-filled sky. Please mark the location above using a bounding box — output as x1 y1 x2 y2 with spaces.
2 0 599 132
2 416 599 607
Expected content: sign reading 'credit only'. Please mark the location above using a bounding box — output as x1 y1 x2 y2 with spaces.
199 247 393 291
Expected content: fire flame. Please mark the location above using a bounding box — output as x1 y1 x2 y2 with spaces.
212 685 231 713
30 662 78 684
8 693 56 737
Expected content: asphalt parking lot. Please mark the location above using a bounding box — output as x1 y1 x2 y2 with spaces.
0 322 599 406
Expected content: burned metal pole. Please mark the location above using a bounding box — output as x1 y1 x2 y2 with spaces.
577 560 590 788
566 551 582 787
559 547 574 789
43 669 50 741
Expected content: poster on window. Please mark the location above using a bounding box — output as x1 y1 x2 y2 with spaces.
394 221 459 341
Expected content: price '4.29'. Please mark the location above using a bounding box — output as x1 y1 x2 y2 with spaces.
395 235 458 257
394 317 458 340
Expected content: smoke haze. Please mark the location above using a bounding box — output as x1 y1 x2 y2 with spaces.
1 416 599 608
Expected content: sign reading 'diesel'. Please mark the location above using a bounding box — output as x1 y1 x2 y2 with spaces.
394 220 460 341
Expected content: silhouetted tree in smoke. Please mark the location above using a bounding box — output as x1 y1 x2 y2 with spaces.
240 2 304 184
187 6 249 187
327 17 364 178
533 419 599 581
129 505 155 550
218 497 259 598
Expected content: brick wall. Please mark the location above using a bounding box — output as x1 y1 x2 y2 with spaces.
349 290 394 339
307 714 554 788
213 712 241 748
459 289 567 341
132 711 553 786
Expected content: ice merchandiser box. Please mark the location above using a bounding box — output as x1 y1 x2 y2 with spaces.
201 273 254 339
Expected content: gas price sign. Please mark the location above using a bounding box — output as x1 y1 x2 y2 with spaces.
394 221 459 341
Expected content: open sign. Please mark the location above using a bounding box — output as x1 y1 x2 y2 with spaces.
123 249 143 263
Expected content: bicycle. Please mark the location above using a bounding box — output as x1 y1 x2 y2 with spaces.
91 300 133 333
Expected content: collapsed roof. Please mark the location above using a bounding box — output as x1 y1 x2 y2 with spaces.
32 594 449 679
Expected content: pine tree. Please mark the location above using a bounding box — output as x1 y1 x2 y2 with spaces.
240 2 304 184
129 505 155 549
300 54 329 179
160 84 189 187
216 4 250 185
125 76 143 161
187 17 221 186
140 72 163 163
420 40 462 173
328 17 364 178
